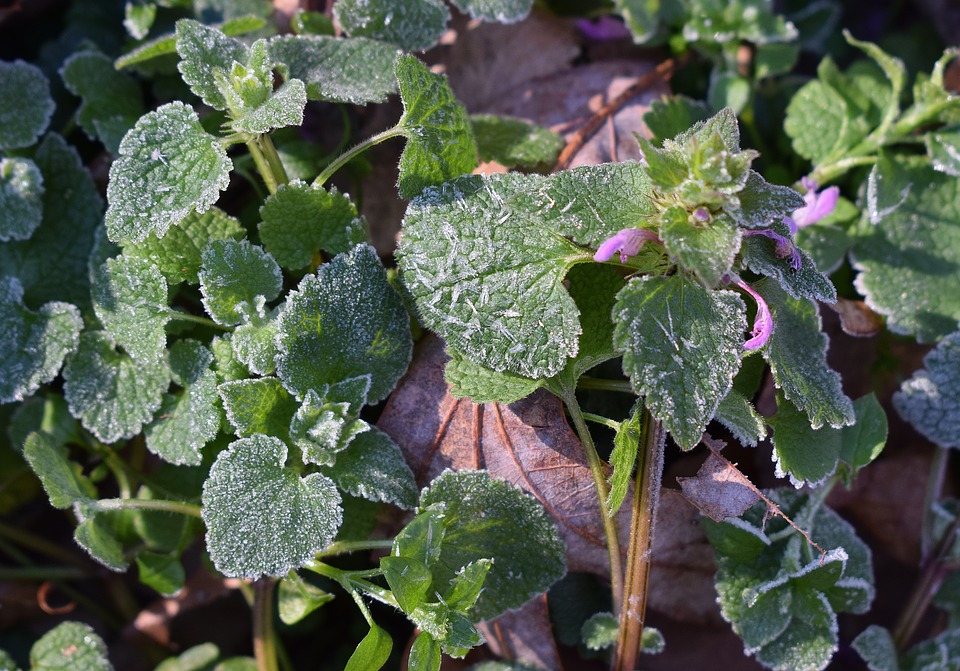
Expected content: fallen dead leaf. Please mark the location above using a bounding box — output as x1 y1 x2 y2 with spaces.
678 441 761 522
827 297 885 337
478 595 562 670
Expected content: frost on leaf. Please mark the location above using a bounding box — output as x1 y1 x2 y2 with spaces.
0 157 44 242
444 347 541 404
218 377 298 439
276 244 412 404
452 0 532 22
715 389 767 447
63 331 171 444
201 434 342 578
894 330 960 449
323 426 418 509
175 19 250 111
105 102 232 245
290 376 371 466
334 0 449 52
613 274 746 450
741 218 836 303
0 276 83 404
199 239 282 326
29 621 112 671
0 60 54 150
232 310 279 376
660 207 741 288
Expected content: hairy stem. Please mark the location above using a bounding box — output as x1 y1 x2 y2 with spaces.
307 561 399 609
313 127 404 188
253 578 280 671
258 134 290 189
318 539 394 558
582 412 622 432
165 310 231 331
92 498 203 518
246 136 280 195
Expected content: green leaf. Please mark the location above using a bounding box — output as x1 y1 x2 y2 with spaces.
452 0 531 21
23 431 96 509
714 389 767 447
105 102 232 245
218 377 298 439
470 114 563 172
395 54 477 199
582 611 619 651
9 394 78 453
92 256 170 365
615 0 661 43
852 152 960 342
232 314 279 376
661 207 741 288
852 625 899 671
123 1 156 39
145 341 221 466
418 470 566 620
258 181 367 270
60 51 145 154
926 125 960 177
613 275 746 450
394 507 446 567
136 551 186 596
30 621 112 671
0 60 54 150
768 392 841 487
757 278 854 429
408 633 442 671
0 649 20 671
175 19 250 111
894 331 960 449
154 643 222 671
838 394 888 485
0 157 44 242
269 35 399 104
444 348 541 404
344 623 392 671
229 77 306 135
382 555 433 613
335 0 449 52
0 277 83 404
74 513 128 571
784 78 851 164
732 171 805 230
115 15 268 69
708 72 752 115
278 572 334 625
63 331 172 444
559 263 627 384
199 239 282 326
323 426 418 509
902 628 960 671
607 402 642 516
276 244 412 404
201 434 342 578
289 377 370 466
643 95 711 147
843 31 906 138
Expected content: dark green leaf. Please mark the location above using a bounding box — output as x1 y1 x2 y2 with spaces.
30 621 112 671
714 389 767 447
768 393 841 487
452 0 531 21
408 633 441 671
218 377 297 439
324 427 418 509
278 572 334 624
74 513 128 571
115 15 268 69
470 114 563 172
0 157 44 242
733 170 805 230
136 551 186 596
894 331 960 449
382 555 433 613
741 218 836 303
0 60 54 150
838 394 888 485
444 348 541 404
661 207 741 288
335 0 449 52
851 625 898 671
607 401 641 516
92 256 169 365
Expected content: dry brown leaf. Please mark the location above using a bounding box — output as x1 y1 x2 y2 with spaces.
827 297 885 337
478 595 561 670
677 443 761 522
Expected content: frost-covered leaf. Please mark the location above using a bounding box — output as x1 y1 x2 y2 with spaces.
23 431 96 509
276 244 412 403
452 0 531 21
852 625 899 671
92 256 169 364
334 0 449 52
63 331 171 444
278 572 334 625
396 54 477 199
145 341 220 466
324 426 417 509
607 402 641 517
219 377 297 439
757 278 854 430
258 181 366 270
715 389 767 447
768 392 842 487
232 312 278 376
613 274 746 450
0 277 83 404
444 348 541 404
115 15 267 69
124 1 156 39
852 152 960 342
201 434 343 578
0 60 54 150
289 376 370 466
105 102 232 245
199 240 282 326
60 51 144 154
927 126 960 177
30 621 112 671
471 114 563 171
733 171 805 230
269 35 399 104
0 157 44 242
894 331 960 449
225 58 306 135
844 31 906 137
74 513 128 571
661 207 741 288
741 218 837 303
581 612 618 651
175 19 250 111
901 627 960 671
784 78 852 164
124 207 245 285
418 470 566 620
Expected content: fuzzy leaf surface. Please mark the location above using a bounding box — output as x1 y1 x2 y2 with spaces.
784 78 852 164
452 0 531 21
92 256 169 364
232 315 278 376
324 426 418 509
23 431 96 509
289 377 370 466
444 348 541 404
661 207 741 288
0 157 44 242
199 240 282 326
715 389 767 447
334 0 449 52
175 19 249 110
838 394 888 485
0 60 54 150
218 377 297 439
927 126 960 177
894 330 960 449
741 219 836 303
30 621 112 671
202 434 342 578
74 514 127 571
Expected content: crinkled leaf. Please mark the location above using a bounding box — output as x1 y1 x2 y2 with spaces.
136 551 185 596
581 612 618 651
270 35 399 104
471 114 563 171
894 330 960 449
452 0 531 21
258 181 366 270
124 207 245 285
323 426 417 509
395 54 477 199
278 572 334 625
232 314 278 376
60 51 144 154
202 434 342 578
444 348 541 404
784 78 851 163
175 19 250 110
344 623 392 671
768 392 842 487
30 621 112 671
289 377 370 466
838 394 888 485
92 256 169 364
230 78 306 135
276 244 412 403
418 470 566 620
23 431 96 509
200 239 282 326
732 170 805 230
901 628 960 671
0 157 44 242
0 60 54 150
852 152 960 342
852 625 899 671
218 377 297 439
661 207 741 288
145 341 220 466
105 102 232 245
606 401 641 516
715 389 767 447
757 278 854 429
63 331 171 444
0 277 83 404
927 126 960 177
741 218 836 303
334 0 449 52
613 274 746 450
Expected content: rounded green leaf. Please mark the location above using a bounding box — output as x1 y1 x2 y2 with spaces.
324 426 417 509
92 256 170 364
30 621 112 671
199 239 282 326
201 434 343 578
0 60 54 150
894 330 960 449
0 157 44 242
175 19 249 111
334 0 449 52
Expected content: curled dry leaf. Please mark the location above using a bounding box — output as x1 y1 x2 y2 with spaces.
827 296 885 337
677 439 761 522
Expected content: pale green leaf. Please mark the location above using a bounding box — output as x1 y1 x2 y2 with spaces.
105 102 232 245
202 434 343 578
852 625 899 671
741 219 836 303
136 551 186 596
344 623 392 671
396 54 477 199
74 514 128 572
276 244 412 403
470 114 563 171
335 0 449 52
661 207 741 288
452 0 531 21
894 331 960 449
615 0 660 42
115 15 268 69
199 239 282 326
613 275 746 450
926 126 960 177
211 333 250 382
581 611 618 651
258 181 366 270
23 431 96 509
0 60 54 150
444 348 541 404
784 79 850 163
269 35 399 104
323 426 417 509
409 633 442 671
0 157 43 242
843 31 906 138
229 78 306 135
30 621 112 671
218 377 297 439
714 389 767 447
0 277 83 404
607 402 641 516
154 644 222 671
63 331 171 444
232 313 278 376
175 19 249 110
92 256 169 364
768 392 841 487
278 573 334 625
852 152 960 342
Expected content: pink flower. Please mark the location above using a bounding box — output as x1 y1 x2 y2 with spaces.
732 277 773 350
743 228 802 270
784 177 840 233
593 228 661 263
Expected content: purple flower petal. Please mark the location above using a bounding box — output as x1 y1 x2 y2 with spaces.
593 228 661 263
792 178 840 228
576 16 631 41
733 277 773 350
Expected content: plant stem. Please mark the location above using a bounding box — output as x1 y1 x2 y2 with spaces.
921 446 951 561
562 389 624 616
253 578 280 671
93 498 203 518
313 126 404 188
258 134 289 189
166 310 231 331
582 412 622 432
318 539 394 558
0 522 86 566
307 561 399 610
246 136 280 195
809 155 877 185
577 376 635 394
613 408 665 671
0 566 88 580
